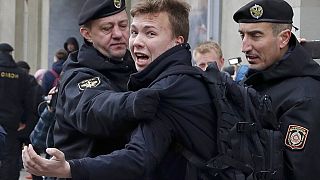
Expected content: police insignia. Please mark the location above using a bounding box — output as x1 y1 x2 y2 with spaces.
114 0 121 9
285 125 309 150
78 77 101 91
250 4 263 19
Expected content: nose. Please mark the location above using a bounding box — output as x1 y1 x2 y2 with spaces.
111 25 123 39
131 33 144 49
241 35 252 53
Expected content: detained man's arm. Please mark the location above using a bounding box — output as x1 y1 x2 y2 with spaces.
69 118 173 180
22 144 71 178
22 118 172 180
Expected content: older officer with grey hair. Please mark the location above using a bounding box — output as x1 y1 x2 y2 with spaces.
234 0 320 179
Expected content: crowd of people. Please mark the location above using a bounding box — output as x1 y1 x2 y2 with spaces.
0 0 319 180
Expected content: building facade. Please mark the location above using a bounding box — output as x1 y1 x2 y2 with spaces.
0 0 319 73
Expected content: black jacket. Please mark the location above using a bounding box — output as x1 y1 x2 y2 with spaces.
0 52 32 132
53 44 139 160
244 35 320 180
69 44 218 180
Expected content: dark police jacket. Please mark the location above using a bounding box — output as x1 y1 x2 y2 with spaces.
244 35 320 180
53 43 138 160
0 52 32 132
69 44 218 180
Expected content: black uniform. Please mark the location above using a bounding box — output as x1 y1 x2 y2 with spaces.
244 35 320 180
53 43 141 160
69 44 218 180
0 52 32 180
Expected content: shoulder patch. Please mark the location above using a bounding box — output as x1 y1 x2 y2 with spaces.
78 77 101 91
285 124 309 150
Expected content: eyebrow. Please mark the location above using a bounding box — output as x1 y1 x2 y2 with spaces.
239 29 263 35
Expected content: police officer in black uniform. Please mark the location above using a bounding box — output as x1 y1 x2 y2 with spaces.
0 43 33 180
233 0 320 179
52 0 157 165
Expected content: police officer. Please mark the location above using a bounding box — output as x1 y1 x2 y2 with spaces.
233 0 320 179
51 0 157 165
0 43 33 180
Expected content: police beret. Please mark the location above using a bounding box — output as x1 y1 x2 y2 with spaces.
78 0 126 25
233 0 293 24
0 43 14 52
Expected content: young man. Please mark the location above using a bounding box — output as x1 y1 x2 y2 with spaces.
22 0 218 179
193 41 225 71
233 0 320 179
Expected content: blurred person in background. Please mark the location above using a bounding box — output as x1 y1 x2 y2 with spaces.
192 40 224 71
63 37 79 55
0 43 33 180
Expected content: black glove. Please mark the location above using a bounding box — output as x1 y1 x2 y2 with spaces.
132 88 160 120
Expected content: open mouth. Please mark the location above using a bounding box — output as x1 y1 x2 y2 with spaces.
135 52 149 64
246 54 259 64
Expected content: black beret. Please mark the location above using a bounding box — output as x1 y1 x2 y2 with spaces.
78 0 126 25
233 0 293 24
0 43 14 52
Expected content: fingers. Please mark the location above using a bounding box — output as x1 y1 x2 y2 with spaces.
22 145 41 175
46 148 65 161
22 144 49 176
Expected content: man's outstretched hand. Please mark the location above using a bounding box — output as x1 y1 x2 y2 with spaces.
22 144 72 178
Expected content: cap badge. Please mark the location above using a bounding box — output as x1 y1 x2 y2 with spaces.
78 77 101 91
250 4 263 19
285 125 309 150
114 0 122 9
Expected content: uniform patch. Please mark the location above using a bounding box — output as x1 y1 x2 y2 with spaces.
114 0 121 9
78 77 101 91
250 4 263 19
285 125 309 150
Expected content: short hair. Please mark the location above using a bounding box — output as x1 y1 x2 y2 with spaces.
130 0 190 42
55 49 68 61
193 41 223 59
271 23 293 36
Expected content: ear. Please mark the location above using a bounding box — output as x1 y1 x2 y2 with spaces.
279 29 291 49
80 27 92 43
175 36 185 45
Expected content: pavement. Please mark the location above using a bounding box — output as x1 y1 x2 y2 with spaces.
20 168 32 180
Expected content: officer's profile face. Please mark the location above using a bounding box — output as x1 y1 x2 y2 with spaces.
129 12 184 71
80 10 129 60
194 50 224 71
238 22 286 71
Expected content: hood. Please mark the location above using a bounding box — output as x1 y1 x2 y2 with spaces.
63 43 135 72
245 35 320 85
0 52 17 67
64 37 79 53
62 43 136 91
128 43 192 91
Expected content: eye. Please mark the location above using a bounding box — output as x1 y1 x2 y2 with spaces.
130 30 138 37
119 23 128 30
101 25 113 34
146 31 156 37
240 33 244 40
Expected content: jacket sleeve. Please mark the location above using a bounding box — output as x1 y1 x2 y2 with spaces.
58 70 159 137
68 117 173 180
280 97 320 180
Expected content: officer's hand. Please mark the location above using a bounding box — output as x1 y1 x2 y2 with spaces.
132 88 160 120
